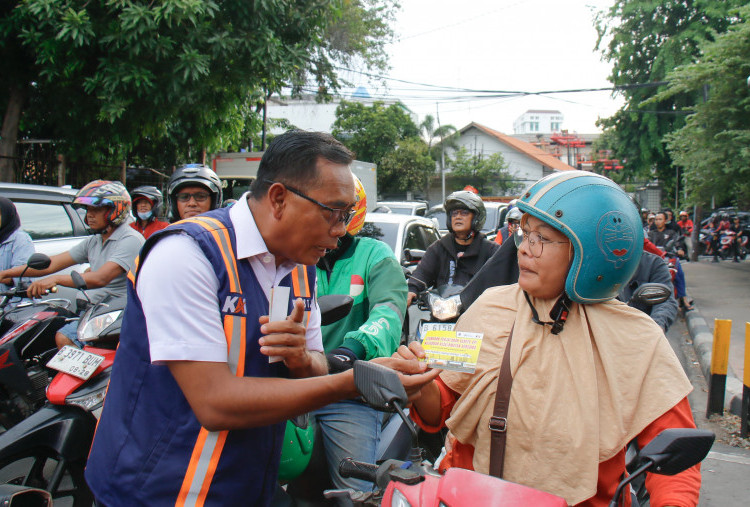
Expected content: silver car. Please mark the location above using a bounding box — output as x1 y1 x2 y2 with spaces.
2 183 91 301
359 213 440 266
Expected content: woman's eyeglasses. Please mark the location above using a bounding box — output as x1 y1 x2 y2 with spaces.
515 229 568 258
450 209 473 218
264 180 355 226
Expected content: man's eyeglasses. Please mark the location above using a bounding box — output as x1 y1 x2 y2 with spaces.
515 229 568 258
264 180 355 226
450 209 473 218
176 191 211 203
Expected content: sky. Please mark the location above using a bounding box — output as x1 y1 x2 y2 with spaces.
339 0 624 135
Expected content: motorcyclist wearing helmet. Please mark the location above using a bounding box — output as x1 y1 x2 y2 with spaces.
0 180 145 348
280 175 408 494
395 171 700 506
167 164 223 221
130 185 168 239
407 191 498 306
494 206 522 245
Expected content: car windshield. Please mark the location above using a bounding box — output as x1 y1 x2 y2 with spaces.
426 210 447 230
483 206 499 233
358 222 399 253
384 205 414 215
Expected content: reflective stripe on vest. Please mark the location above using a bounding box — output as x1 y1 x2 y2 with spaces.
174 216 245 507
291 264 311 327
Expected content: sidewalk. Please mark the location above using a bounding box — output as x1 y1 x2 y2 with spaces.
681 259 750 415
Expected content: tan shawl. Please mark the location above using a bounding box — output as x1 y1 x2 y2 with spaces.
441 284 691 505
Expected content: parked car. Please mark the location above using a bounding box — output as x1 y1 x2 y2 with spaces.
374 201 428 217
425 202 508 236
358 213 440 266
1 182 91 301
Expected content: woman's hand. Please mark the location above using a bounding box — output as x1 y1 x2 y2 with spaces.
371 355 440 402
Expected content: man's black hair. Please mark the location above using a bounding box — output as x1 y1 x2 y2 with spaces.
249 130 354 199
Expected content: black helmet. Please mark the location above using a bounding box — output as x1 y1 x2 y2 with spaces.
167 164 222 219
131 185 164 219
444 191 486 233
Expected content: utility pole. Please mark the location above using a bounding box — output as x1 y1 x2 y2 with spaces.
436 103 446 202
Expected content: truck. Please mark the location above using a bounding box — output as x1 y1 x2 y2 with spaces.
211 152 377 211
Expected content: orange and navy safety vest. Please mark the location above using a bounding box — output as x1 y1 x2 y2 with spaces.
86 207 315 506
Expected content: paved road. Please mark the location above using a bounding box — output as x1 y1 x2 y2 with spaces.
682 258 750 381
666 270 750 506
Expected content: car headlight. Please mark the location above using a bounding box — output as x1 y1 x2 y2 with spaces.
428 294 462 321
78 309 122 342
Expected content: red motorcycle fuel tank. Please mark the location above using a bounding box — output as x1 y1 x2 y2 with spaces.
382 467 567 507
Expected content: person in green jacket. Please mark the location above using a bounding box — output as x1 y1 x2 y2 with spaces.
314 175 408 495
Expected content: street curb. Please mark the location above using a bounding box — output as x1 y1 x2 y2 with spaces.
684 308 744 416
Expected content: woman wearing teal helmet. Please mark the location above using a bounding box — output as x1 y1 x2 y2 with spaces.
395 171 701 506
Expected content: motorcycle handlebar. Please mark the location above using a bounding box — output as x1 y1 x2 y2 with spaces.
339 458 378 483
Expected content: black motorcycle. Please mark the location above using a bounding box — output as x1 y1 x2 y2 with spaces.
0 271 123 506
0 253 78 429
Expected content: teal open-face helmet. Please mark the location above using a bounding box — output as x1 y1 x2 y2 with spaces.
516 171 643 304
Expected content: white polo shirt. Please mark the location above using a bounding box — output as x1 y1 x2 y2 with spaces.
137 193 323 363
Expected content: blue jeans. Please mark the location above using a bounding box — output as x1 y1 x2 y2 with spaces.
58 320 84 348
313 400 383 494
673 258 687 299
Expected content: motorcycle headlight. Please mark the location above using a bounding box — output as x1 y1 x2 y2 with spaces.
65 385 107 412
390 489 412 507
428 294 462 321
78 310 122 342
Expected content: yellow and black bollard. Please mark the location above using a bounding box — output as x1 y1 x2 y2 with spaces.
706 319 732 417
742 322 750 438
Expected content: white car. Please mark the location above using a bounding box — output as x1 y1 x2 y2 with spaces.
425 201 508 236
358 213 440 265
374 201 428 217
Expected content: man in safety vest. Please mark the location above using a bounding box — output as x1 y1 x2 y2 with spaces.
85 131 437 506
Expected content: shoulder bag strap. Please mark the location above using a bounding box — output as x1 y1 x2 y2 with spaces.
489 325 514 478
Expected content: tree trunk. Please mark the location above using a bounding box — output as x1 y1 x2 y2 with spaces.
0 85 26 182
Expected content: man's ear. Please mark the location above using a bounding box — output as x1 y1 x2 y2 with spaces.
267 183 286 220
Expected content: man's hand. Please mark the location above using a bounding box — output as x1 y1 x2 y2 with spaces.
259 298 313 375
27 276 58 298
407 291 417 306
0 271 13 286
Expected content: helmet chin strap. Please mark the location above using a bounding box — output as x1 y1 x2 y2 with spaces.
523 291 572 335
455 229 475 241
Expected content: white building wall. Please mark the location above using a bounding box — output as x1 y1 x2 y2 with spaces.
266 99 340 134
512 110 564 134
447 127 552 189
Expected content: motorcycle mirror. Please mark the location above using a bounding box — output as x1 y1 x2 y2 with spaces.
611 428 714 507
25 253 51 271
402 249 425 266
630 283 671 306
353 361 408 412
70 271 88 291
632 428 714 476
318 294 353 326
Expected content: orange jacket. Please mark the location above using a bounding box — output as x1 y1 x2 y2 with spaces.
412 378 701 507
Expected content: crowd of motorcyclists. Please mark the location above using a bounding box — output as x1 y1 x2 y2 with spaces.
0 130 732 506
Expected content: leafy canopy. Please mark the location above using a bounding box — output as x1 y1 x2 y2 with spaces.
0 0 396 174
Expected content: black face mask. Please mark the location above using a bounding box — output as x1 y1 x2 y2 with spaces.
0 197 21 244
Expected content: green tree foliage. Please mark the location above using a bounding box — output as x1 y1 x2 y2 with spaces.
447 146 514 195
332 99 419 164
378 137 435 193
595 0 745 196
655 8 750 208
0 0 396 180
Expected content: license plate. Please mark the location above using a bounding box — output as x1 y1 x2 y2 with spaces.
47 346 105 380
